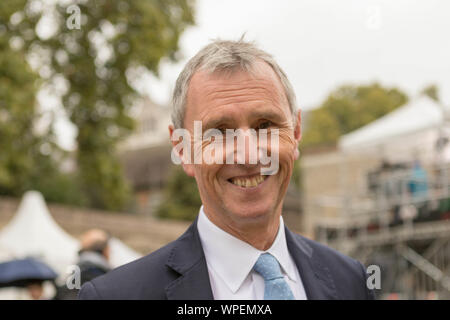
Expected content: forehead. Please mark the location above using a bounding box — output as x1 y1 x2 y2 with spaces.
185 60 289 123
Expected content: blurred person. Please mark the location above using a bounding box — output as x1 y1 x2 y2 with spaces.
26 281 44 300
407 160 430 222
55 229 111 300
408 160 429 198
79 39 374 300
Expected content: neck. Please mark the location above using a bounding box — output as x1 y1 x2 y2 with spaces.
203 207 281 251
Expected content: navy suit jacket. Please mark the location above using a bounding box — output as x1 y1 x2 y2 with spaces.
78 218 375 300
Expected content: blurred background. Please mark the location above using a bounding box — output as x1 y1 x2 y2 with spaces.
0 0 449 299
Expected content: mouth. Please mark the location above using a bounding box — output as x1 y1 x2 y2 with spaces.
227 173 269 188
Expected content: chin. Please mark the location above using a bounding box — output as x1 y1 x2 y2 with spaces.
224 199 278 223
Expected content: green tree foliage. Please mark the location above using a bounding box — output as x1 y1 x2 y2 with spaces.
421 84 440 102
157 166 201 221
0 33 37 195
301 83 408 148
2 0 195 210
1 22 83 204
0 1 48 197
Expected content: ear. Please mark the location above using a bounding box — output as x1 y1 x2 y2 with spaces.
293 110 301 160
169 124 195 177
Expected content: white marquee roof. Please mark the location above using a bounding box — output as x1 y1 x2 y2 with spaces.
339 96 450 153
0 191 141 277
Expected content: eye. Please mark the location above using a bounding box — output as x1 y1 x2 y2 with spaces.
257 121 272 130
216 127 227 134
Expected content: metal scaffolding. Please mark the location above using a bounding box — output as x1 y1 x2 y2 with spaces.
314 162 450 299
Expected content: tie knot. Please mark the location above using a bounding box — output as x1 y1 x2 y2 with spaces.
253 253 284 281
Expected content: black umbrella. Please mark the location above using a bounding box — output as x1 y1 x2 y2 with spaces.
0 257 58 288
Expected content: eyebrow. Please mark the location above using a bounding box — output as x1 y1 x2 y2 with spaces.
203 116 234 130
203 109 286 130
251 110 285 123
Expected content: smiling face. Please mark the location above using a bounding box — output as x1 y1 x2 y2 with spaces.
170 60 301 235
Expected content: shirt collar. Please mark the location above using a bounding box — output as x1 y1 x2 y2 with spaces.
197 206 297 293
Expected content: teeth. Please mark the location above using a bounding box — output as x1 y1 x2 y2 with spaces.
230 175 266 188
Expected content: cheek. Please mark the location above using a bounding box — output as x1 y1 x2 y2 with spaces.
195 163 223 191
275 128 297 170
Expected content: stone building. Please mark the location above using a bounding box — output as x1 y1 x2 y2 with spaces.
118 97 174 215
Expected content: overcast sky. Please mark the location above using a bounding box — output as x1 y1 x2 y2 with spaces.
53 0 450 150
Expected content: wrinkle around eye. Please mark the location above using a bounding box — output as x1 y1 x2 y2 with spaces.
267 127 297 148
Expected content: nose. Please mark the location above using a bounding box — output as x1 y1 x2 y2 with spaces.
225 128 259 165
229 127 279 176
238 129 259 165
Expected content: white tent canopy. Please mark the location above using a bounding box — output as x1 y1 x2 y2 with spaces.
108 237 142 268
0 191 79 275
339 96 450 162
0 191 141 277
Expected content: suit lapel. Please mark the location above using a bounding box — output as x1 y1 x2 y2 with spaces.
163 217 338 300
285 227 338 300
165 219 214 300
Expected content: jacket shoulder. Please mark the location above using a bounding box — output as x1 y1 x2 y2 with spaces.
78 241 179 300
292 233 375 300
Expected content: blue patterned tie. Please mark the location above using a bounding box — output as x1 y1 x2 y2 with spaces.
253 253 295 300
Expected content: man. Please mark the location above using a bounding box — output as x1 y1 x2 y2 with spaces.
79 39 374 300
56 229 111 299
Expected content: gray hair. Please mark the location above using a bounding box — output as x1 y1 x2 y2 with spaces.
171 38 298 128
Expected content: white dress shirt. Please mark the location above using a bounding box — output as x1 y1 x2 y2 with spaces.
197 206 307 300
